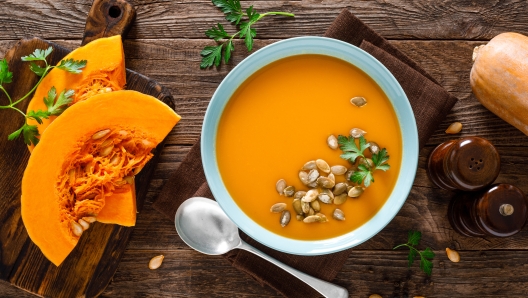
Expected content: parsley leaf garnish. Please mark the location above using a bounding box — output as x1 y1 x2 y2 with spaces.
338 135 390 187
393 230 435 276
201 0 294 68
1 47 86 146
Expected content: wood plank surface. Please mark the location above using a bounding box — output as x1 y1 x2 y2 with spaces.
3 0 528 297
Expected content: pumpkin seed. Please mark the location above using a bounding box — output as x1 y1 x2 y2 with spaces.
100 144 114 157
333 209 345 221
78 218 90 231
328 173 335 183
105 87 113 93
446 247 460 263
270 203 287 213
92 129 110 140
307 169 320 183
317 176 335 188
294 191 307 200
280 210 291 227
331 165 347 175
82 216 97 223
292 199 303 215
84 193 97 200
283 186 295 197
101 138 113 148
308 181 318 188
123 175 134 184
358 156 374 168
310 200 321 212
276 179 287 195
298 171 309 185
316 159 331 173
316 213 329 223
71 220 83 237
303 215 322 223
347 185 353 193
350 128 367 138
308 207 315 216
85 161 94 174
334 193 348 205
348 186 364 198
350 96 367 107
446 121 463 134
149 255 164 270
302 189 319 202
296 215 304 221
318 191 333 204
110 155 120 165
368 142 380 155
302 160 317 171
301 201 310 214
141 139 154 148
369 294 382 298
345 169 355 181
327 135 338 150
69 169 76 185
333 182 348 196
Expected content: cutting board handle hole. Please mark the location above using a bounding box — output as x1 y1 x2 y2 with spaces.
108 5 122 19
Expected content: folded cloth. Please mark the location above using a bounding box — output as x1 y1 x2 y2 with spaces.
152 9 458 298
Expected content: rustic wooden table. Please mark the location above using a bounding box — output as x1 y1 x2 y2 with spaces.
2 1 528 297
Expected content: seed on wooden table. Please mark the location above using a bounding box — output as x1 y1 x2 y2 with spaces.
334 193 348 205
301 201 311 214
368 294 382 298
350 128 366 138
294 191 307 200
292 199 303 215
333 209 345 221
446 247 460 262
328 173 335 183
283 186 295 197
310 200 321 212
317 176 335 188
307 169 320 183
299 171 309 185
331 165 347 175
149 255 164 270
276 179 287 195
71 220 83 237
302 189 319 202
82 216 97 223
350 96 367 107
327 135 338 149
270 203 287 213
303 215 321 223
333 182 348 195
315 159 331 173
78 218 90 231
92 129 110 140
280 210 291 227
302 160 317 170
445 122 462 134
368 142 380 155
348 186 364 198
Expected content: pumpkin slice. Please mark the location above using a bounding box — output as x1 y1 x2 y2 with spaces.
26 35 126 146
21 90 180 266
97 183 137 227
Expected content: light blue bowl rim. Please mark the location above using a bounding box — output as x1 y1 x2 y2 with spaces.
201 36 418 256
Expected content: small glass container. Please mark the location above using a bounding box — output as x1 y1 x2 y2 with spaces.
427 136 500 191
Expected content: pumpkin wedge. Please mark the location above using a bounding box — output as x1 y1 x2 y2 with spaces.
22 90 180 266
26 35 126 145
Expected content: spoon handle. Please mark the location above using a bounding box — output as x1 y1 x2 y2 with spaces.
237 240 349 298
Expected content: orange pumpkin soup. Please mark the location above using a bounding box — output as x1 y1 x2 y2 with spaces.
216 54 402 240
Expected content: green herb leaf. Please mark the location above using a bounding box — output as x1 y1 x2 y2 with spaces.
206 23 231 41
55 58 87 74
21 47 53 62
393 230 434 276
408 230 421 246
338 135 369 163
200 45 224 68
0 59 13 84
224 40 234 63
420 257 433 276
29 62 47 77
212 0 243 24
43 86 74 116
9 123 40 146
27 110 51 124
239 21 257 51
407 249 417 267
373 148 390 170
7 126 23 141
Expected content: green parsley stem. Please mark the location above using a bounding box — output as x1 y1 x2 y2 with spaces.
9 106 26 118
11 66 52 107
259 12 295 18
0 86 13 105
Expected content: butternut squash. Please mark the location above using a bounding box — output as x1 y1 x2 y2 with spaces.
21 90 180 266
470 32 528 135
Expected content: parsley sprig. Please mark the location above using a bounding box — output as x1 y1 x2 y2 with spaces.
201 0 294 68
393 230 435 276
337 135 390 187
0 47 86 146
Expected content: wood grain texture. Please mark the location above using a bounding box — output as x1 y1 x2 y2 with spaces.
82 0 136 45
2 0 528 41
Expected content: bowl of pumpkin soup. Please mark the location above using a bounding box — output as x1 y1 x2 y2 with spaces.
201 36 418 255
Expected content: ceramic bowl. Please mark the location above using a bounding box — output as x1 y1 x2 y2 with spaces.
201 36 418 255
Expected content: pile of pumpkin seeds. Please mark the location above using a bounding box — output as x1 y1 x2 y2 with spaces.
271 129 375 227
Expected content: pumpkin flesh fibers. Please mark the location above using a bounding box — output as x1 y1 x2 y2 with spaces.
22 90 180 266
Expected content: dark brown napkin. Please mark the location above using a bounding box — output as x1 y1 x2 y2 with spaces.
152 9 458 298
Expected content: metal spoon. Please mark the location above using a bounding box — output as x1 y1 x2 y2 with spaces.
175 197 349 298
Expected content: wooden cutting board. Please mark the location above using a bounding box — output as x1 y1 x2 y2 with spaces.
0 0 175 297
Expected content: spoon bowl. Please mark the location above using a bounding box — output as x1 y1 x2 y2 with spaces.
175 197 349 298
